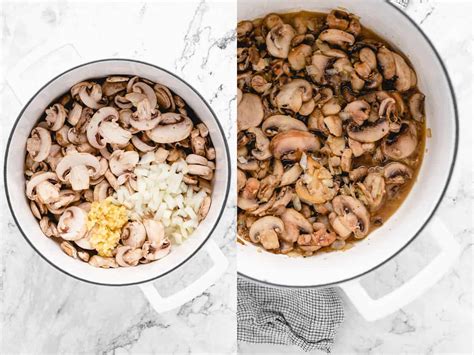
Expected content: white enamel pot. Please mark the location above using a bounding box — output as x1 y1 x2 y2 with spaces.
4 58 231 313
238 0 460 321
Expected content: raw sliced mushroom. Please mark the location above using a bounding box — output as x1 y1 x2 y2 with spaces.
147 113 193 143
26 127 51 162
57 206 88 241
56 152 101 190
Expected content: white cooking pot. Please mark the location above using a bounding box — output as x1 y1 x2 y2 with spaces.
4 58 231 313
238 0 460 320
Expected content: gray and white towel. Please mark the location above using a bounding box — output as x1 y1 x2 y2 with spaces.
237 278 344 353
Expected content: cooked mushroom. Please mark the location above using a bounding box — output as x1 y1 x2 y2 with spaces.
280 208 313 243
249 216 284 250
270 130 320 160
408 92 425 122
330 195 370 239
237 9 425 257
238 93 264 131
266 23 296 58
382 121 418 160
383 162 413 185
262 115 308 136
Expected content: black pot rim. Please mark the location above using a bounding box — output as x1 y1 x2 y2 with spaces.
238 1 459 289
4 58 232 287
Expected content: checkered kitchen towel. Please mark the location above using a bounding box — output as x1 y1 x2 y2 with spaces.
237 278 344 353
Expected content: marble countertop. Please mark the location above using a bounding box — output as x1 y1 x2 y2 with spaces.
0 0 472 354
1 1 237 354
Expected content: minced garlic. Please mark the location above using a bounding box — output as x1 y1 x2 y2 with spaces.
86 198 128 257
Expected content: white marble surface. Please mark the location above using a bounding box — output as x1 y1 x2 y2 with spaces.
0 1 237 354
239 0 473 353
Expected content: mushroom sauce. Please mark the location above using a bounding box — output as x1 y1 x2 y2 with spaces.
237 10 426 256
24 76 215 268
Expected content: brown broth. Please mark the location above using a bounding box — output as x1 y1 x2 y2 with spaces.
238 10 427 256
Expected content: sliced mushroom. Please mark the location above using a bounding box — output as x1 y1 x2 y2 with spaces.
249 216 284 250
357 172 386 212
262 115 308 136
319 29 355 47
266 24 296 58
121 221 146 248
392 52 412 92
57 206 88 241
383 162 413 185
248 127 271 160
86 107 120 149
26 127 51 162
288 44 312 71
89 255 118 268
147 113 193 143
26 172 60 204
109 150 139 176
382 121 418 160
271 130 320 160
377 47 396 80
280 208 313 243
56 152 101 190
115 246 143 267
347 118 389 143
142 219 171 261
330 195 370 239
341 100 370 125
45 103 67 131
276 79 312 112
296 157 336 204
238 93 264 131
408 92 425 122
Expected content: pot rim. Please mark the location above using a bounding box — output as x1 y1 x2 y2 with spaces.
3 58 232 287
238 1 459 289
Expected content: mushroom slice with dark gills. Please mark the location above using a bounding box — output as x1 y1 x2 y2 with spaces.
383 162 413 185
270 130 320 161
262 115 308 136
266 23 296 59
295 156 337 204
408 92 425 122
347 118 390 143
329 195 370 239
382 121 418 160
26 127 51 162
275 79 313 113
249 216 284 250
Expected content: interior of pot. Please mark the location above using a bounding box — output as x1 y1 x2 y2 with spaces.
5 60 230 286
238 0 457 287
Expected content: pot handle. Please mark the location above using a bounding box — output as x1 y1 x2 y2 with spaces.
6 40 82 105
340 217 461 321
139 240 228 313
